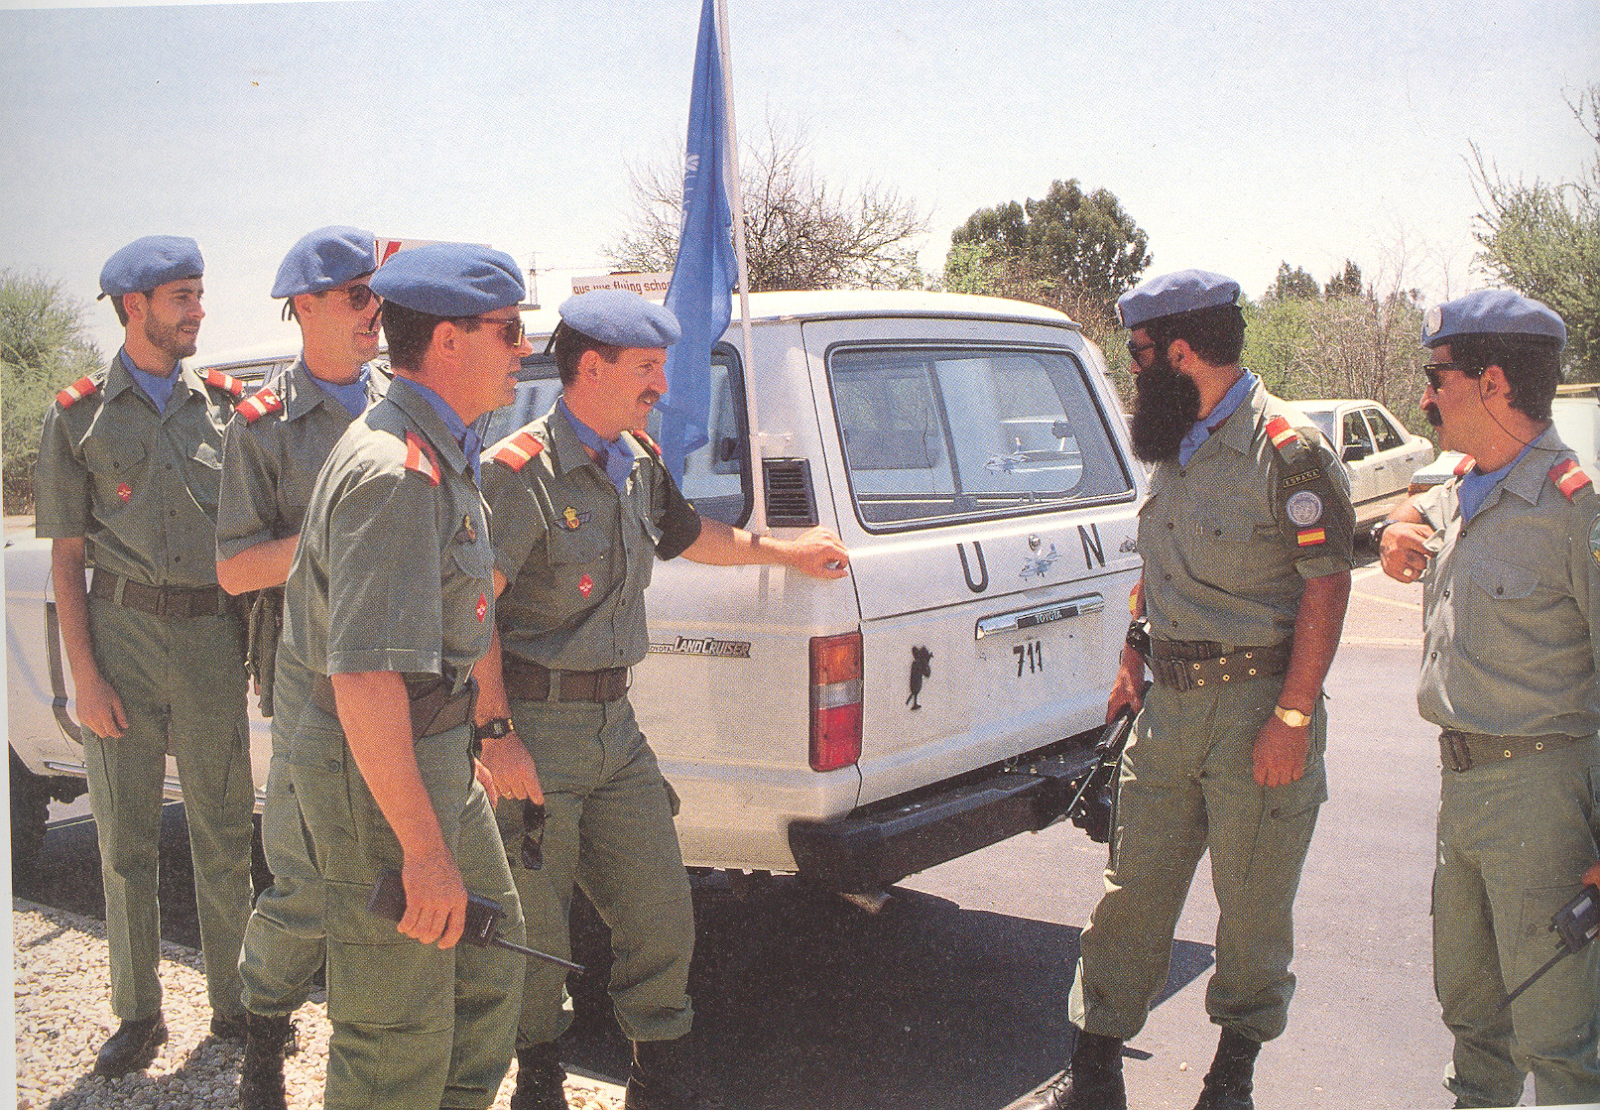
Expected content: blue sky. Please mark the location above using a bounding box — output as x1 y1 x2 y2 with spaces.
1 0 1595 361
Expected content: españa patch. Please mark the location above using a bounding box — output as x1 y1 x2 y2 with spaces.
1280 467 1324 490
1550 458 1593 501
1296 527 1326 547
403 430 441 486
492 431 543 472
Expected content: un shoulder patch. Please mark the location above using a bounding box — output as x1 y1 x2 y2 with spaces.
56 375 99 409
1550 458 1593 501
491 430 544 472
237 387 283 424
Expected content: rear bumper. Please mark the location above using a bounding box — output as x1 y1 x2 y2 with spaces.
786 730 1101 893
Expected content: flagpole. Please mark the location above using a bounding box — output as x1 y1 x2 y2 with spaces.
713 0 765 516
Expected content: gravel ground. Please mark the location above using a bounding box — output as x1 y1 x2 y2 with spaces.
12 899 625 1110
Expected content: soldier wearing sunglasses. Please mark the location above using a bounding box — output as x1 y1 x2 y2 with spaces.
215 226 389 1108
275 243 534 1110
1376 291 1600 1106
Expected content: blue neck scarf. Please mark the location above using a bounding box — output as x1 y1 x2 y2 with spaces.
314 365 372 419
1178 371 1256 467
120 348 177 413
559 397 634 492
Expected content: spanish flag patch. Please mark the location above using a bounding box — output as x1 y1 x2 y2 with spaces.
1266 416 1299 450
1296 527 1326 547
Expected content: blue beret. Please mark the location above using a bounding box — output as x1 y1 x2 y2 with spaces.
368 243 525 316
98 235 204 300
1116 269 1240 329
558 289 681 349
1422 289 1566 350
272 226 377 298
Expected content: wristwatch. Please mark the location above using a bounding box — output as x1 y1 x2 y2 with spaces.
473 717 514 743
1273 705 1312 728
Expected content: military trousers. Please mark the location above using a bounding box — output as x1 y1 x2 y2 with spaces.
498 692 695 1048
81 596 254 1022
1069 675 1326 1043
290 696 524 1110
1433 734 1600 1108
237 686 326 1017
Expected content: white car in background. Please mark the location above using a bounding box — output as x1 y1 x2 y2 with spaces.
1407 384 1600 495
1294 399 1435 534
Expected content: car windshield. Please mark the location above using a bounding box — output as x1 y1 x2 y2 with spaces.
828 345 1134 531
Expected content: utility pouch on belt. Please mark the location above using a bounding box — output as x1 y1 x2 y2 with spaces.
244 586 284 717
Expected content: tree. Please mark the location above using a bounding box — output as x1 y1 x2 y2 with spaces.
944 179 1151 341
1473 84 1600 380
1 271 103 513
1324 259 1365 299
1268 261 1320 301
609 121 930 292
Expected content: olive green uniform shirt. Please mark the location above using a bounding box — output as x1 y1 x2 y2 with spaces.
278 376 495 690
1139 379 1355 644
1415 425 1600 737
481 404 701 671
215 359 386 560
37 352 236 585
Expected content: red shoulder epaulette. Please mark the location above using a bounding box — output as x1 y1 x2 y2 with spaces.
1550 458 1594 500
203 368 245 400
236 387 283 424
1264 415 1301 453
1453 455 1475 477
403 430 441 486
491 431 544 472
56 375 99 409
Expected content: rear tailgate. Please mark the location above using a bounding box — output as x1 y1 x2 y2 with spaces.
801 315 1144 810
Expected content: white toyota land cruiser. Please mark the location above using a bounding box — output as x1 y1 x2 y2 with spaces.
7 290 1145 894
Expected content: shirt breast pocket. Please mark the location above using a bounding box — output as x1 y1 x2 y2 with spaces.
1468 554 1538 602
448 536 495 582
545 520 612 597
84 437 148 513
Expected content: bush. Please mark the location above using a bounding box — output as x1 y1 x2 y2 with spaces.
2 271 104 514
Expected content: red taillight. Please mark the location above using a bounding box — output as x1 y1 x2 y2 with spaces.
809 631 862 772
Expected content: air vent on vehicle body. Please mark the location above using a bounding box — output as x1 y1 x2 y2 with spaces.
763 458 819 528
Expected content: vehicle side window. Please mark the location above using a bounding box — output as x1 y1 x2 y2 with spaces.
829 345 1134 531
1364 409 1406 452
1341 412 1374 457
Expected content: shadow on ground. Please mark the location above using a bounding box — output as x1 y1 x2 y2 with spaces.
18 814 1214 1110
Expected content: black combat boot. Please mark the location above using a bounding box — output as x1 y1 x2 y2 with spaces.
625 1036 708 1110
1008 1029 1127 1110
1192 1027 1261 1110
510 1042 569 1110
93 1012 167 1078
238 1012 295 1110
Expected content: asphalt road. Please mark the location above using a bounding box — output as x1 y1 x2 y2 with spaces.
16 556 1525 1109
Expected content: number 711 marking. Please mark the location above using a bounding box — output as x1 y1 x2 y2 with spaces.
1013 639 1044 677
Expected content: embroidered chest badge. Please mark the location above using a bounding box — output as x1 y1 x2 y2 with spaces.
561 506 591 531
476 593 488 622
116 482 133 503
578 573 594 598
454 514 477 545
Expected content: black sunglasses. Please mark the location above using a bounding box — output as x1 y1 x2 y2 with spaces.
1422 361 1481 391
521 800 545 870
320 283 380 312
461 314 526 348
1127 339 1157 360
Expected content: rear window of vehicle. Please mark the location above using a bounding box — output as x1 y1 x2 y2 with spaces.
827 344 1134 531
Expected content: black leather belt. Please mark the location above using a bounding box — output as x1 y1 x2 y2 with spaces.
1439 729 1578 772
90 569 221 618
310 674 474 740
1149 639 1291 692
504 657 629 703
